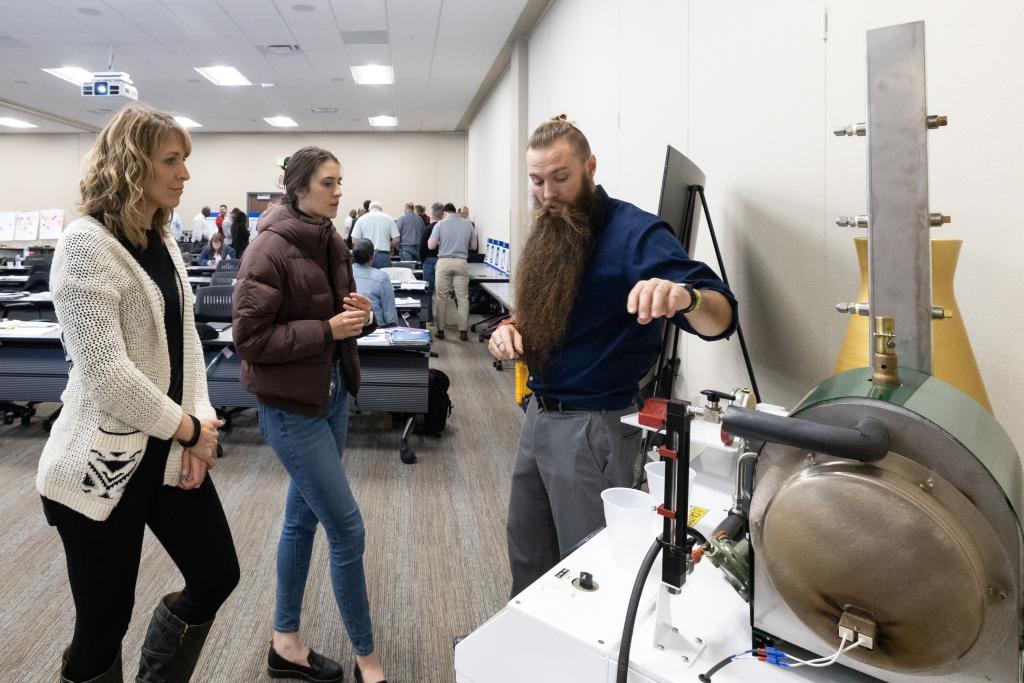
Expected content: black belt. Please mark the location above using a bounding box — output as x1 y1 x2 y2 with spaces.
534 395 590 413
374 250 389 253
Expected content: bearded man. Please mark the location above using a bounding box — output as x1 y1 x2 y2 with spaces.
489 115 738 596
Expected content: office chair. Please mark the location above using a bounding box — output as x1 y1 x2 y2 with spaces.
209 271 238 286
193 285 234 323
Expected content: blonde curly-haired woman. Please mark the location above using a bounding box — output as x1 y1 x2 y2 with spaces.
37 104 239 683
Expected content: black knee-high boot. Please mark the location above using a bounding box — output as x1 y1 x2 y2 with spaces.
135 593 213 683
60 649 123 683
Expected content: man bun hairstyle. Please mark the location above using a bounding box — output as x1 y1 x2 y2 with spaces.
528 113 592 161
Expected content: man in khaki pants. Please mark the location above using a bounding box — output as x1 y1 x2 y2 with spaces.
428 202 477 340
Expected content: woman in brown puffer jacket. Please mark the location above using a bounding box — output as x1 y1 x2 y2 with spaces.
233 147 388 683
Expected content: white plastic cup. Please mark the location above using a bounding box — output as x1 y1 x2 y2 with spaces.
602 487 657 570
645 461 665 503
644 462 696 506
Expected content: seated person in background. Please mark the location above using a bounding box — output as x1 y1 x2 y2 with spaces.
198 231 235 266
351 238 400 327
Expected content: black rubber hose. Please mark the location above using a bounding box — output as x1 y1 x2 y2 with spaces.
722 406 889 462
698 652 739 681
616 539 662 683
616 528 707 683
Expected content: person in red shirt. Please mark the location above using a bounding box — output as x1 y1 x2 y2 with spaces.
214 203 227 237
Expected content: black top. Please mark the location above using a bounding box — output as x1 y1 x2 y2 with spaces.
420 221 439 261
119 228 184 405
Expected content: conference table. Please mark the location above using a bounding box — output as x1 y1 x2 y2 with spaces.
0 321 432 463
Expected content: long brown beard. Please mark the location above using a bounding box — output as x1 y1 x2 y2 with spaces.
515 185 596 371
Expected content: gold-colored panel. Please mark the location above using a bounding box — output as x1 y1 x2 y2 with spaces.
834 238 991 411
761 465 987 672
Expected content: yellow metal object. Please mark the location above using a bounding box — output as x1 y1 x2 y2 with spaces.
515 361 533 405
834 237 991 411
871 316 900 385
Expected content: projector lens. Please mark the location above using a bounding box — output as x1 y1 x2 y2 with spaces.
94 81 109 95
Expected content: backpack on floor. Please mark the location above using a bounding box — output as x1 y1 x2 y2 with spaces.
415 368 453 436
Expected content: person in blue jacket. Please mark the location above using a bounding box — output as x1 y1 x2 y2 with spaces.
197 231 234 266
489 115 739 597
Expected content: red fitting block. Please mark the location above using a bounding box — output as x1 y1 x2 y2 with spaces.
658 445 677 460
657 504 677 520
638 397 668 429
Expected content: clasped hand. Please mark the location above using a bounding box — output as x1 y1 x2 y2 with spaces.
179 417 223 490
329 293 373 340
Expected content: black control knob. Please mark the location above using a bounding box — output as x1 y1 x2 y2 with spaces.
579 572 595 591
701 389 736 404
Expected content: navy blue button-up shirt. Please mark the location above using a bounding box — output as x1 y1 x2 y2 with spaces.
527 185 738 410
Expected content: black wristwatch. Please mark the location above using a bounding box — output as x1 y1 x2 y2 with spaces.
178 414 201 448
679 283 702 315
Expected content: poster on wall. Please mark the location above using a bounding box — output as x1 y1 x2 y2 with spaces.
0 212 14 242
38 209 64 240
14 211 39 241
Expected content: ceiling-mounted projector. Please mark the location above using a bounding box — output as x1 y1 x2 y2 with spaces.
81 72 138 100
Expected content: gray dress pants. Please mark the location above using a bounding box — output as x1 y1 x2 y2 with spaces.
506 397 642 597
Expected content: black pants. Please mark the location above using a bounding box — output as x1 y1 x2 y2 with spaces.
42 437 240 682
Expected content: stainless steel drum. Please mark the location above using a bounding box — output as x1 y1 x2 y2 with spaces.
749 367 1024 682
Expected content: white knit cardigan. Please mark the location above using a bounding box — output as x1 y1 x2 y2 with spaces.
36 215 217 521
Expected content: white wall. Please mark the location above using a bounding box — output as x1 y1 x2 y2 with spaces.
467 66 513 244
0 131 466 241
469 0 1024 453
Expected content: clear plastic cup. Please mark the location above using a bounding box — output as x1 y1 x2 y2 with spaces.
644 461 696 506
601 487 657 571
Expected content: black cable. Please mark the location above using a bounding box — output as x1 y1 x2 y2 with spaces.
698 652 741 682
615 528 708 683
616 539 662 683
697 188 762 404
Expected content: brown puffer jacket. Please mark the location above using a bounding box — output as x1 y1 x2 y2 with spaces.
232 202 375 416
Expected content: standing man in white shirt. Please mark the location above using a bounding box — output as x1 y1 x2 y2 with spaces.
191 206 211 243
351 200 399 268
428 202 477 340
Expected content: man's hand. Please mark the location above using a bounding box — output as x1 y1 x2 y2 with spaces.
627 278 692 325
488 322 523 361
179 449 208 490
343 293 373 324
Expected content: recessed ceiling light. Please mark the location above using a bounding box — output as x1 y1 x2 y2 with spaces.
368 115 397 128
194 66 251 86
0 117 37 128
351 65 393 85
174 116 202 128
293 3 315 11
42 66 93 86
260 82 275 88
264 116 299 128
77 7 102 16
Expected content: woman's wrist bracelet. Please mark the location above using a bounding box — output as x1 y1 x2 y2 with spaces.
178 414 201 448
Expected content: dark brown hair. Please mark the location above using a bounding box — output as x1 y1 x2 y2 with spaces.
280 146 340 211
527 114 592 161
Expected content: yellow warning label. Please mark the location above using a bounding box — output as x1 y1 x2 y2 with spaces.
688 506 709 527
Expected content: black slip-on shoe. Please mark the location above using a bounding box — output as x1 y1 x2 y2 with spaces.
267 646 344 682
353 663 387 683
